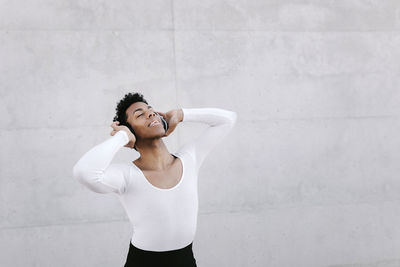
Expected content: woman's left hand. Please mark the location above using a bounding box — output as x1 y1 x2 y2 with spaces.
155 109 183 137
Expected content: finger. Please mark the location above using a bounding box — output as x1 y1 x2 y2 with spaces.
111 121 118 129
161 127 168 137
164 126 173 136
168 124 177 135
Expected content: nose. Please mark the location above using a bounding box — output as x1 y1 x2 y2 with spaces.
147 110 157 118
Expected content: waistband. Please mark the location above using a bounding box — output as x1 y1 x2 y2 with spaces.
129 240 193 255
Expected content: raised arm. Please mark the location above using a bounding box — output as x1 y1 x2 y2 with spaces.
180 107 237 173
72 130 130 195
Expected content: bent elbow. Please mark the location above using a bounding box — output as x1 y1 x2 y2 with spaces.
72 163 96 184
72 163 83 180
225 111 237 129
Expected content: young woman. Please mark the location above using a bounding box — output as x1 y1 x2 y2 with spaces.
72 92 237 266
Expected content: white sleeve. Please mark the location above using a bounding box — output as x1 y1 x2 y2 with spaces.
72 130 131 195
180 107 237 173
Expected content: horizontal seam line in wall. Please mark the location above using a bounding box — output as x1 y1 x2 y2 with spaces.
249 115 400 122
2 198 400 230
0 115 399 132
1 29 400 32
0 218 129 231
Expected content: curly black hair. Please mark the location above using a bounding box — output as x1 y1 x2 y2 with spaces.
113 92 148 151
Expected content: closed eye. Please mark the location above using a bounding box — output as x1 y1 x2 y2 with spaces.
135 106 152 118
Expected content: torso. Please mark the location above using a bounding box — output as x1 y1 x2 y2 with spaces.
132 154 183 189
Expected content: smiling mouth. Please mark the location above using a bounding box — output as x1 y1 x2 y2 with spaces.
149 120 161 127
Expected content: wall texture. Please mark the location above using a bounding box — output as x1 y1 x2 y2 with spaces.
1 1 400 266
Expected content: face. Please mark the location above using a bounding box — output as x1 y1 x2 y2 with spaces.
125 102 165 139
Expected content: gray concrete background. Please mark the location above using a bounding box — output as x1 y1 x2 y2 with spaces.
1 1 400 266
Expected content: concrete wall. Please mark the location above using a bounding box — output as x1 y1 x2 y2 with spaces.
1 1 400 266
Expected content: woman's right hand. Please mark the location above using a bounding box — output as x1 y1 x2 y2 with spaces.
110 121 136 148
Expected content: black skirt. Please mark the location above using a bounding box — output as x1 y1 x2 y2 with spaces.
124 240 197 267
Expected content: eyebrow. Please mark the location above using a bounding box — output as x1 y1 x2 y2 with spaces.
133 105 152 115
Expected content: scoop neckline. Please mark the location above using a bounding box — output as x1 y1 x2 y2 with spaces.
131 153 184 191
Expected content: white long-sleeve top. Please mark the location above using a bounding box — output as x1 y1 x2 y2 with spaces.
72 107 237 251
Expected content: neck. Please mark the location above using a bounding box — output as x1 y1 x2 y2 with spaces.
135 139 174 171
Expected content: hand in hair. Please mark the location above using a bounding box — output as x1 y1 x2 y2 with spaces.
110 121 137 148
